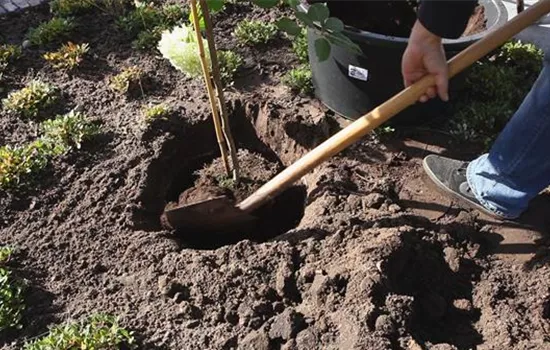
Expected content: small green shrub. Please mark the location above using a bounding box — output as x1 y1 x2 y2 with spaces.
132 27 163 50
282 65 312 94
161 4 188 25
143 103 170 123
2 80 58 119
24 314 136 350
41 110 99 152
101 0 130 16
50 0 94 16
0 44 21 66
495 40 544 73
0 247 25 332
218 50 243 85
234 19 277 45
0 143 48 189
448 41 543 146
27 18 76 46
43 42 89 70
117 4 162 36
118 3 186 50
292 29 308 63
0 112 98 189
110 66 145 95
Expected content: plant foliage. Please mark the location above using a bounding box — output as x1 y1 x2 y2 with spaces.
234 19 277 45
43 42 89 70
158 24 207 78
50 0 94 16
448 41 544 146
218 50 243 85
110 66 145 95
0 112 98 189
282 65 313 94
27 17 76 46
2 80 58 119
24 314 136 350
0 247 25 333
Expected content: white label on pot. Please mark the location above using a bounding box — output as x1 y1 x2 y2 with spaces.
348 65 369 82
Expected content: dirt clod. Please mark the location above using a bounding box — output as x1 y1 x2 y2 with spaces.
453 299 474 314
364 192 386 209
444 247 461 273
268 309 305 341
374 314 396 336
240 330 270 350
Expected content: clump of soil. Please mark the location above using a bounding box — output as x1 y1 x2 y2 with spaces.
179 149 281 206
325 0 486 37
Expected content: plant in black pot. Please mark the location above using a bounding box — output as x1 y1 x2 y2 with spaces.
301 0 508 125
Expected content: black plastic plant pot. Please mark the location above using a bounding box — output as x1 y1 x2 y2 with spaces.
302 0 508 125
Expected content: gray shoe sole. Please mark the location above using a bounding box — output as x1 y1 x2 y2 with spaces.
422 157 506 220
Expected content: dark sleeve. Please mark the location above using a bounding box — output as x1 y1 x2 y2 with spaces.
418 0 478 39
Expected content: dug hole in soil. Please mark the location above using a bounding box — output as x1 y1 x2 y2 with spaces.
1 2 550 350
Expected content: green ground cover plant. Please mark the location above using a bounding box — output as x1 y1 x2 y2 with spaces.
110 66 145 95
23 314 135 350
27 17 76 46
0 247 25 333
43 42 89 70
282 65 313 94
234 19 278 45
2 80 58 119
49 0 94 16
143 103 170 123
0 111 99 189
448 41 544 147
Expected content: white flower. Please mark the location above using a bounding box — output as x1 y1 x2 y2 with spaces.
158 25 209 78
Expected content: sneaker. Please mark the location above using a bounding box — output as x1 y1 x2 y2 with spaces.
422 154 505 219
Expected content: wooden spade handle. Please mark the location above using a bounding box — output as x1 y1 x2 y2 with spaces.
238 0 550 213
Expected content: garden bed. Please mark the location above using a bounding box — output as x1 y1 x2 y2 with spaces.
1 1 550 349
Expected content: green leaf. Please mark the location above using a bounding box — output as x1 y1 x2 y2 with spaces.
323 17 344 33
327 32 362 55
295 11 314 27
286 0 300 8
252 0 279 8
189 9 206 30
206 0 225 13
307 3 329 23
314 37 330 61
276 17 301 36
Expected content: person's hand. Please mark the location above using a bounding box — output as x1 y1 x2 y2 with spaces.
402 20 449 103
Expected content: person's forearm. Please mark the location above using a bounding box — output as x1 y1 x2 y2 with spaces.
418 0 478 38
409 20 442 48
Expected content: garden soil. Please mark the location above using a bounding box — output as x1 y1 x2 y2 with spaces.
1 2 550 350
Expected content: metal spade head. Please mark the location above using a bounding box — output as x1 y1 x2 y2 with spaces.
163 196 257 232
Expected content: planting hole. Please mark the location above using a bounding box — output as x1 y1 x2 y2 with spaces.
163 150 307 249
135 106 307 249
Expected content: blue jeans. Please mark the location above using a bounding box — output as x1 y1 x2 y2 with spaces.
467 53 550 219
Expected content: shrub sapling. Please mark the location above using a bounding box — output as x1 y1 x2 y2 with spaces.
143 103 171 123
43 42 90 70
27 17 76 46
23 314 136 350
282 65 313 94
217 50 243 85
0 246 25 332
2 80 58 119
234 19 277 45
110 66 146 95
